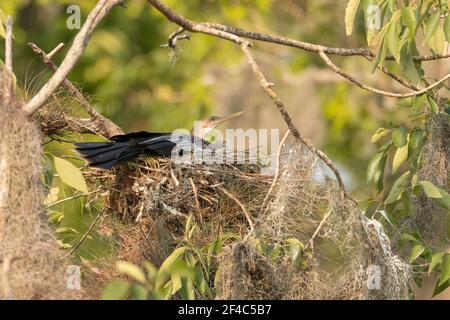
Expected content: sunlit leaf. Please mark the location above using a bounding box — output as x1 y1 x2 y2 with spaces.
392 144 408 173
418 181 443 199
429 252 445 275
439 254 450 286
116 261 147 284
424 11 441 44
53 156 88 193
385 171 410 204
402 7 416 34
345 0 361 36
409 243 425 263
371 127 391 143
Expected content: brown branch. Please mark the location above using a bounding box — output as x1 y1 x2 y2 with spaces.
5 16 13 73
148 0 349 198
28 42 124 138
24 0 125 116
318 50 450 98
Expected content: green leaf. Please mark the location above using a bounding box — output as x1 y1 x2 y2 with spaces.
392 144 408 173
102 280 130 300
424 11 441 44
399 232 420 243
444 15 450 42
435 189 450 210
429 252 445 275
371 127 391 143
345 0 361 36
53 156 88 193
418 181 443 198
409 243 425 263
386 17 401 62
439 254 450 286
427 97 439 115
367 152 384 182
385 171 410 204
408 129 423 151
130 284 149 300
402 7 416 34
400 44 422 85
116 261 147 284
0 21 5 39
159 247 189 275
427 25 445 54
392 127 407 147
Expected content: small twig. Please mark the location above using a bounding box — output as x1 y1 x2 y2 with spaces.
189 177 203 224
5 16 13 73
47 42 65 59
260 130 290 213
319 50 450 98
45 192 92 209
24 0 125 115
62 209 105 259
161 27 190 48
218 186 255 236
304 209 332 253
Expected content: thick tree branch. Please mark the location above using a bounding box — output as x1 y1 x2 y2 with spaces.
28 42 123 138
24 0 124 116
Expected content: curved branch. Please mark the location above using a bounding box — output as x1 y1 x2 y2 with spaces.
24 0 124 116
318 51 450 98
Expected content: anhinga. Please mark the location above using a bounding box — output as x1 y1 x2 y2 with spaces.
74 111 244 170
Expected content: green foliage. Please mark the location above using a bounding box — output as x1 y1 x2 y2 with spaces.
53 155 89 194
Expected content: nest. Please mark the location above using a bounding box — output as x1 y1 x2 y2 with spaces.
78 136 411 300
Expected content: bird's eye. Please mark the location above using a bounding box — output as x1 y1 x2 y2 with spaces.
209 116 217 121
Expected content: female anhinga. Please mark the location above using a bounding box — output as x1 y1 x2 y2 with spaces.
74 111 243 170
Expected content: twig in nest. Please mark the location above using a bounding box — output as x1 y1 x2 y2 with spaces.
260 130 290 214
218 186 255 237
304 209 332 254
189 177 203 224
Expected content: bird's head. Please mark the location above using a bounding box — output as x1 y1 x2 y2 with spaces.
195 111 244 138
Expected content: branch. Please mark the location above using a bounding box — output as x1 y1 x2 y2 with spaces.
28 42 124 138
5 16 13 73
148 0 349 197
319 50 450 98
202 23 450 62
24 0 124 116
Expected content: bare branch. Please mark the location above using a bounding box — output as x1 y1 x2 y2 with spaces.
28 42 124 138
219 187 255 235
319 50 450 98
148 0 349 197
161 27 190 48
24 0 124 116
5 16 13 73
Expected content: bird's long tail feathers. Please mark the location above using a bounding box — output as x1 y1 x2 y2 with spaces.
74 141 144 170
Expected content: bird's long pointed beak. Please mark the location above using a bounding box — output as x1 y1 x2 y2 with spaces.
214 111 244 126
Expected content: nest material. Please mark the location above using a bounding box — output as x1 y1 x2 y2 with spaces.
400 114 450 249
80 137 411 300
0 68 78 299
